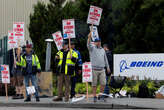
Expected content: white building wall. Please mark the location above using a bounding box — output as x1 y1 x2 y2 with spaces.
0 0 49 40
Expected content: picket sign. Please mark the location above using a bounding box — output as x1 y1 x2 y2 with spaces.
26 86 36 95
82 62 92 100
89 26 99 41
62 19 76 39
1 65 10 84
1 65 10 101
87 5 103 26
8 31 17 68
13 22 25 46
52 31 63 50
8 31 17 50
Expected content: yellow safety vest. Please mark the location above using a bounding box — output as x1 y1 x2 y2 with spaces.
21 54 41 70
57 49 78 75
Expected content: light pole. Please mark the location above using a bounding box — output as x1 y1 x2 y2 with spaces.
45 38 53 72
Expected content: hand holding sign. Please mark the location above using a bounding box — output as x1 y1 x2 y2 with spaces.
26 86 36 95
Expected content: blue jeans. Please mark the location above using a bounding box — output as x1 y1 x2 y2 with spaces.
24 74 39 98
104 76 110 94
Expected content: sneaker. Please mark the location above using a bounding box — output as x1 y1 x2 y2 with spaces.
12 94 19 99
36 97 40 102
99 95 105 101
70 95 75 99
19 94 24 99
24 97 31 102
93 96 97 102
53 97 62 101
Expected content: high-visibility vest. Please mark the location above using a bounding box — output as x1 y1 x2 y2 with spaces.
57 49 78 75
21 54 41 70
16 56 25 67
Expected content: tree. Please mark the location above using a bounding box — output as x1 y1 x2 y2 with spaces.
29 0 114 70
112 0 164 53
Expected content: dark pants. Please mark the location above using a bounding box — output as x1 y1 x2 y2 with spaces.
70 76 77 97
104 76 110 94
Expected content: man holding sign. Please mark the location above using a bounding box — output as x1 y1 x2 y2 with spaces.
53 40 78 102
87 28 110 102
21 41 41 102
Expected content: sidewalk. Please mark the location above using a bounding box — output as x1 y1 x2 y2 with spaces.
0 97 162 109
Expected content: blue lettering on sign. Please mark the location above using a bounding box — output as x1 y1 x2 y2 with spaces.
119 60 164 72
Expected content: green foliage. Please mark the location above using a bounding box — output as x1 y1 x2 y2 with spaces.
112 0 164 53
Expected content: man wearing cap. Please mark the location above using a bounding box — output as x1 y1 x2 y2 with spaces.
21 41 41 102
87 31 110 102
53 40 78 102
70 40 82 98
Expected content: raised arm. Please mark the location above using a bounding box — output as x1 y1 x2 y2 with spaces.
87 25 94 51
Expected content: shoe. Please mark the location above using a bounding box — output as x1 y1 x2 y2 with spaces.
12 95 19 99
65 98 69 102
102 93 110 98
24 97 31 102
19 94 24 99
98 95 102 100
99 95 105 101
70 95 75 99
36 97 40 102
93 96 97 102
53 97 62 101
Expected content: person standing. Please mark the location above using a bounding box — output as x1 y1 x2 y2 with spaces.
21 41 41 102
70 40 82 98
12 47 24 99
103 44 113 96
87 30 110 102
53 40 78 102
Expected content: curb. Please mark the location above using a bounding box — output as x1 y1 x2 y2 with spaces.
0 102 151 109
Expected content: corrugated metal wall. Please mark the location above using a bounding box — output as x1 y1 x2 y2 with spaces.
0 0 49 40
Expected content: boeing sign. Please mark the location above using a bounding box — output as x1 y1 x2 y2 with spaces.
120 60 164 73
114 54 164 80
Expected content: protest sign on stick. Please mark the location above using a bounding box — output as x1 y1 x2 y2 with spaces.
52 31 63 50
13 22 25 46
8 31 17 50
1 65 10 101
62 19 76 39
8 31 17 67
82 62 92 100
87 5 103 26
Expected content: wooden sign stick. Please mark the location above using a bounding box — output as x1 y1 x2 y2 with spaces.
86 82 89 100
5 83 8 101
68 37 72 58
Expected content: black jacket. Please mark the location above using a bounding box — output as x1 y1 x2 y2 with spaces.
105 50 113 75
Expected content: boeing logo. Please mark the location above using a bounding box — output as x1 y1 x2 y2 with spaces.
119 60 164 72
120 60 130 72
